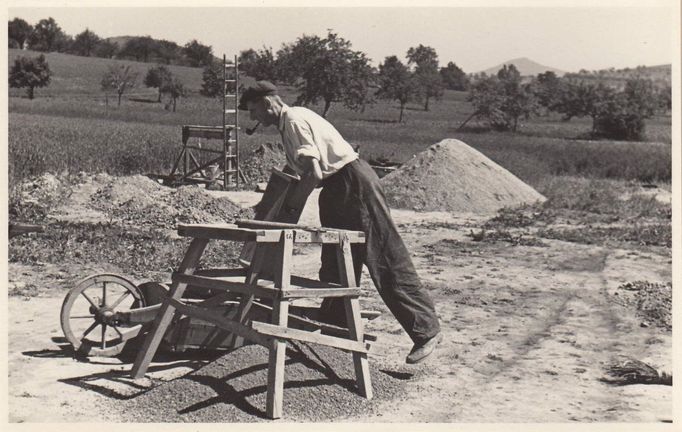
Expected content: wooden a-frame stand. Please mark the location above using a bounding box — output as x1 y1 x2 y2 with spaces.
130 222 373 419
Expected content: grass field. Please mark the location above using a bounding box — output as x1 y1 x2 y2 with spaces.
8 49 672 194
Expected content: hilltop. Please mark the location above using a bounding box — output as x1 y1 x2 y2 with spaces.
478 57 565 77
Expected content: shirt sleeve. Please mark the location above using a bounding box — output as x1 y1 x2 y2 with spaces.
288 121 321 161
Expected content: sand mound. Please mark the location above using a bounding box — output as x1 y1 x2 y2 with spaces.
121 342 409 422
381 139 545 214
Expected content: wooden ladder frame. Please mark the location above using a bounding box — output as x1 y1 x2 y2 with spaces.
158 55 245 189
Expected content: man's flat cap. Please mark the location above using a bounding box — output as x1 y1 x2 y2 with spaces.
238 80 278 110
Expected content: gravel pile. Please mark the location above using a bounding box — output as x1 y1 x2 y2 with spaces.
90 175 245 229
381 139 545 214
121 342 410 422
240 142 287 184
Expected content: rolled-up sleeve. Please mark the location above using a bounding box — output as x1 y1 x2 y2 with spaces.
289 121 321 161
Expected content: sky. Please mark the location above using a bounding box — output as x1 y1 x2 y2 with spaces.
7 1 678 74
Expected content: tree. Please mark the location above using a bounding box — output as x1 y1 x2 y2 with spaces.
93 39 119 58
275 31 374 117
238 47 277 81
465 65 538 131
9 54 52 99
554 80 614 123
184 39 213 67
375 55 417 123
8 18 32 49
440 61 469 91
120 36 156 62
406 44 444 111
656 84 671 113
161 77 186 112
200 62 223 97
297 32 374 117
275 34 324 85
592 78 657 140
144 65 173 102
155 39 181 65
71 28 101 56
27 17 68 52
101 64 138 106
531 71 563 112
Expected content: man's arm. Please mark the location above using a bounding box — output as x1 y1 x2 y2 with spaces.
284 155 322 214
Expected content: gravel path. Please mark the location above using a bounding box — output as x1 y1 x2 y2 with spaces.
120 342 411 422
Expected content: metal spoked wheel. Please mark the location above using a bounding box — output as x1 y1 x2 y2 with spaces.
60 274 146 357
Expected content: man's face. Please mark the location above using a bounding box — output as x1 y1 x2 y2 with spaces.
246 99 270 126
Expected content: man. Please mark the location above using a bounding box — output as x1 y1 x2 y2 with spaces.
239 81 441 364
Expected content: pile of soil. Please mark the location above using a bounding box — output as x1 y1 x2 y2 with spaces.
10 173 73 221
90 175 246 229
240 142 287 184
381 139 545 214
121 342 410 422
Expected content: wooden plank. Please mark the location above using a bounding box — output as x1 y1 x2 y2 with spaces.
275 231 293 290
337 236 373 399
250 302 379 342
344 297 373 399
252 322 371 353
166 298 270 348
281 287 361 299
194 267 247 278
177 224 260 242
266 300 290 419
183 146 223 154
172 273 279 299
183 126 224 141
232 242 267 348
131 238 208 379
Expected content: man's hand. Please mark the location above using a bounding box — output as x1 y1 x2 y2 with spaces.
285 156 322 212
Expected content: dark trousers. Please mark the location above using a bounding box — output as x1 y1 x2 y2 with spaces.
318 159 440 343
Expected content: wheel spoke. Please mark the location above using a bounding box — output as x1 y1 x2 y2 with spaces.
112 326 124 338
80 291 98 309
101 324 107 349
109 291 132 310
81 321 99 339
102 282 107 307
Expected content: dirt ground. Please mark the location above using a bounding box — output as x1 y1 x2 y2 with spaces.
7 188 672 423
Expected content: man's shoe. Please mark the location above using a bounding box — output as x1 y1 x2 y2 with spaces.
406 332 442 364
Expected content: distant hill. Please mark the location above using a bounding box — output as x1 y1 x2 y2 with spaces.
565 64 671 88
7 48 205 96
477 57 566 77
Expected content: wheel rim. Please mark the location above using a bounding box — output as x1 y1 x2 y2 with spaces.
60 274 145 356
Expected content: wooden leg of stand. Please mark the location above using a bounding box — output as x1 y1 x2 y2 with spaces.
231 242 268 348
266 230 293 419
337 234 373 399
131 238 208 379
266 299 289 419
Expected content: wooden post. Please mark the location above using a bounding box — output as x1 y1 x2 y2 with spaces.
337 233 373 399
131 238 209 379
266 230 293 419
230 241 268 349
